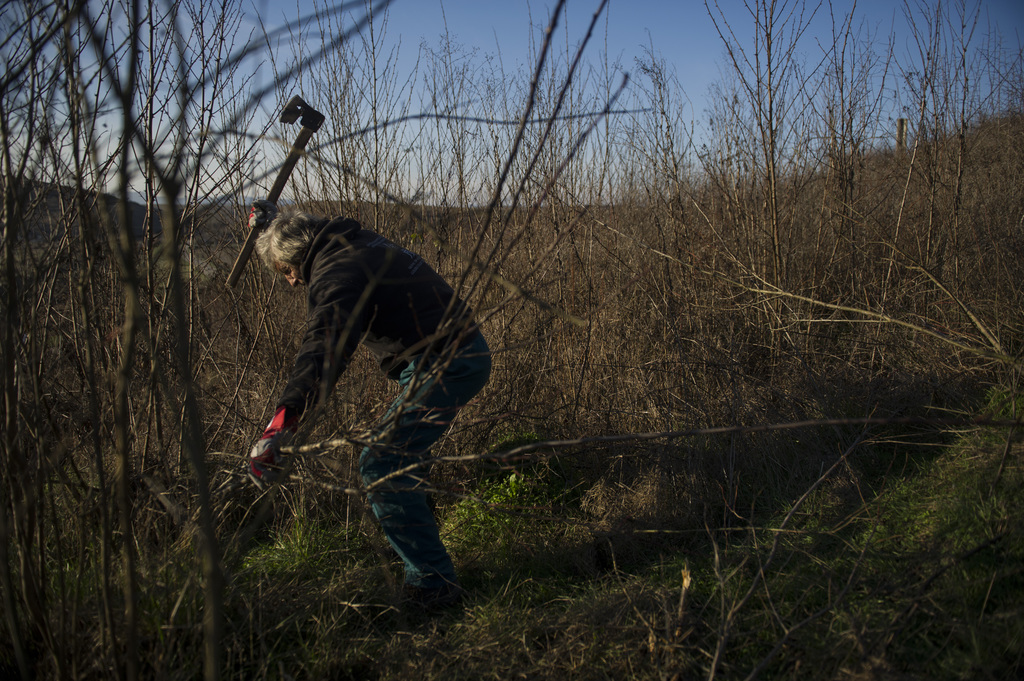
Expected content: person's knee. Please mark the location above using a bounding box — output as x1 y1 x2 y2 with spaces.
360 446 433 491
359 446 389 484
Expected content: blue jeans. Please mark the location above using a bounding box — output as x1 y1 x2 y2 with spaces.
359 333 491 588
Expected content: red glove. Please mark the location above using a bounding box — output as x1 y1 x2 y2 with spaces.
248 406 298 487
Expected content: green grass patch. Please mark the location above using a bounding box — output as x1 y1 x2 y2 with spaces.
673 419 1024 680
239 510 363 581
442 461 586 584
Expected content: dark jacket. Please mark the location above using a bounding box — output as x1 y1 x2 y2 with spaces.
277 217 477 417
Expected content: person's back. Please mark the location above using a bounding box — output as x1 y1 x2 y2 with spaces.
296 216 477 378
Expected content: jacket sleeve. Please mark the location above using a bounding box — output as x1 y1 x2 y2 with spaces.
276 257 370 418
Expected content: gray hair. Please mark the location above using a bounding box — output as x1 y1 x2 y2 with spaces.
255 208 320 271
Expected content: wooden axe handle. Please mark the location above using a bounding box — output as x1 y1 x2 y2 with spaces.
226 126 316 288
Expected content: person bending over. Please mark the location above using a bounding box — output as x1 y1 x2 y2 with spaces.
246 200 490 610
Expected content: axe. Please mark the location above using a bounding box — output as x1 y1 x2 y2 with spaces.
226 95 326 288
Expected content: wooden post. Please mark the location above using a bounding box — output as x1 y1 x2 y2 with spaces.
896 118 908 153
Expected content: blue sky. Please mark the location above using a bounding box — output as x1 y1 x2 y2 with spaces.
241 0 1024 120
223 0 1022 202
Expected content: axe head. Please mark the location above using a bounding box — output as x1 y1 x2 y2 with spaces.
280 95 325 132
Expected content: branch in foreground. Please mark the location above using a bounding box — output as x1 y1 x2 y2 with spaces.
282 414 1022 464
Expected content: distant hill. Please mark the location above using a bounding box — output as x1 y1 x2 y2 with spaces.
11 180 161 242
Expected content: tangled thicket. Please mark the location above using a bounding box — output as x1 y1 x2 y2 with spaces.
2 0 1022 678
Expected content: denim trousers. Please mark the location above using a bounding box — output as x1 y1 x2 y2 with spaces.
358 333 491 588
